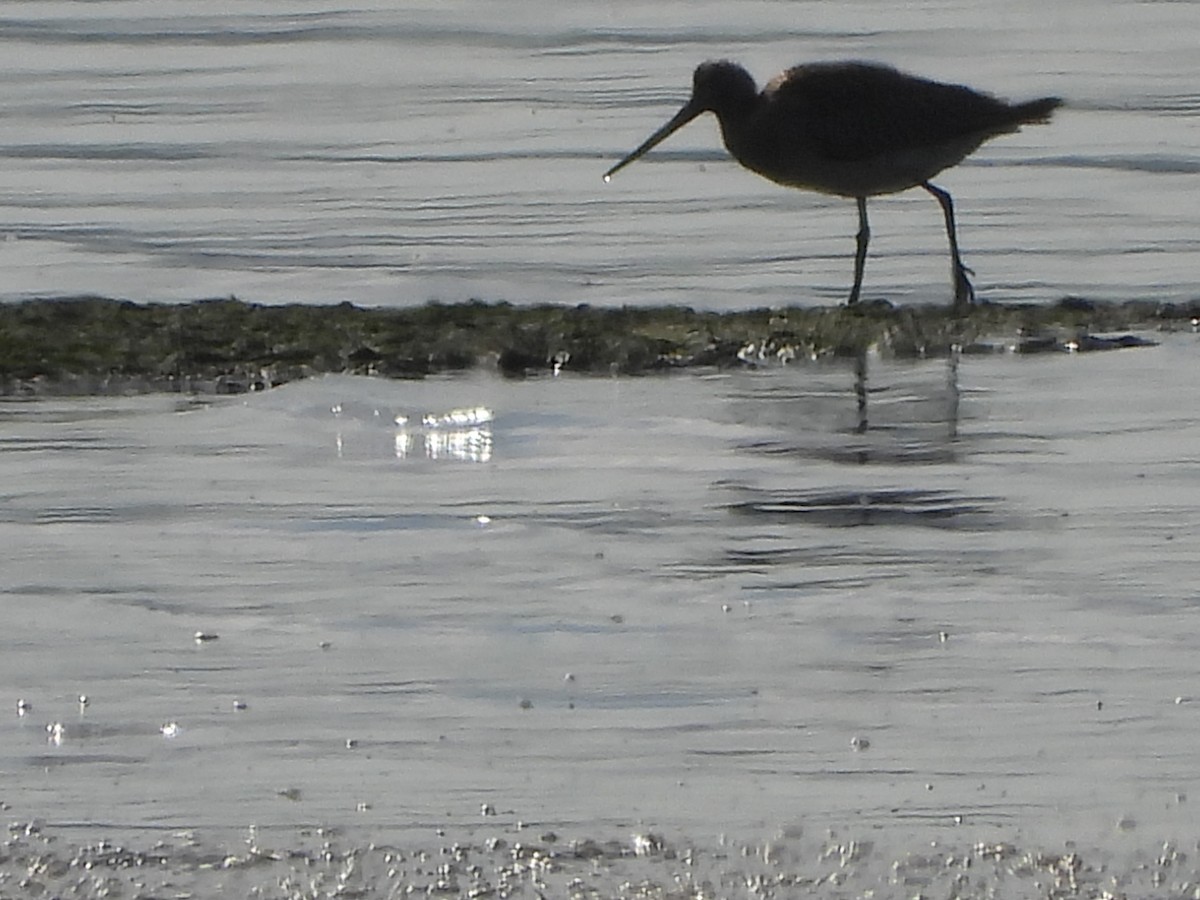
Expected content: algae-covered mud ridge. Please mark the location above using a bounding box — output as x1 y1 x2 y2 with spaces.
0 296 1192 395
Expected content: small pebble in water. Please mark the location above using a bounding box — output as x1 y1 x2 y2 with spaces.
194 631 219 643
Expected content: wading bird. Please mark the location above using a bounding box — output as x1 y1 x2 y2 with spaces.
604 61 1061 309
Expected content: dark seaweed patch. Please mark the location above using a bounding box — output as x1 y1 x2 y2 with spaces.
0 295 1184 395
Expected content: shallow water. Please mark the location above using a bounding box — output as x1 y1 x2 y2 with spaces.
0 0 1197 308
3 336 1200 894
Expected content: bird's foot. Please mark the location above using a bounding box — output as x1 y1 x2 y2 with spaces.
952 264 976 312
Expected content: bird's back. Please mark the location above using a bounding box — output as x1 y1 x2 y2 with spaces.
724 62 1060 196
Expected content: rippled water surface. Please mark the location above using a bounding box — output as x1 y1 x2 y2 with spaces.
1 0 1197 308
4 335 1200 894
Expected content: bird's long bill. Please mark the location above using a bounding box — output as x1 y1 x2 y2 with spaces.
603 101 702 181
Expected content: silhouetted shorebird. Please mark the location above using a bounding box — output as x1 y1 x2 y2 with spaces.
604 61 1062 308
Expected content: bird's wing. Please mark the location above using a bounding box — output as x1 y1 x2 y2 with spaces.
763 63 1016 162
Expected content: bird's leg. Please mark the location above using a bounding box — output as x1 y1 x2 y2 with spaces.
922 181 975 310
848 196 869 305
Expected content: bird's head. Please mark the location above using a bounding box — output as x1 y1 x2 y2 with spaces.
604 60 758 181
689 61 758 117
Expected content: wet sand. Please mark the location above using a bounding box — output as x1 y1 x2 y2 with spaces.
0 296 1188 396
4 813 1198 899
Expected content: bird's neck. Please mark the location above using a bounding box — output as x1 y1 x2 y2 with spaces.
713 106 757 159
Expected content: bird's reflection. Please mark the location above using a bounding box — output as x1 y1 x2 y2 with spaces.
852 343 961 448
729 344 964 466
722 345 985 531
850 343 963 463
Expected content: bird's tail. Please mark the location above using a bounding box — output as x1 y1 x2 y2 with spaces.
1013 96 1063 125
